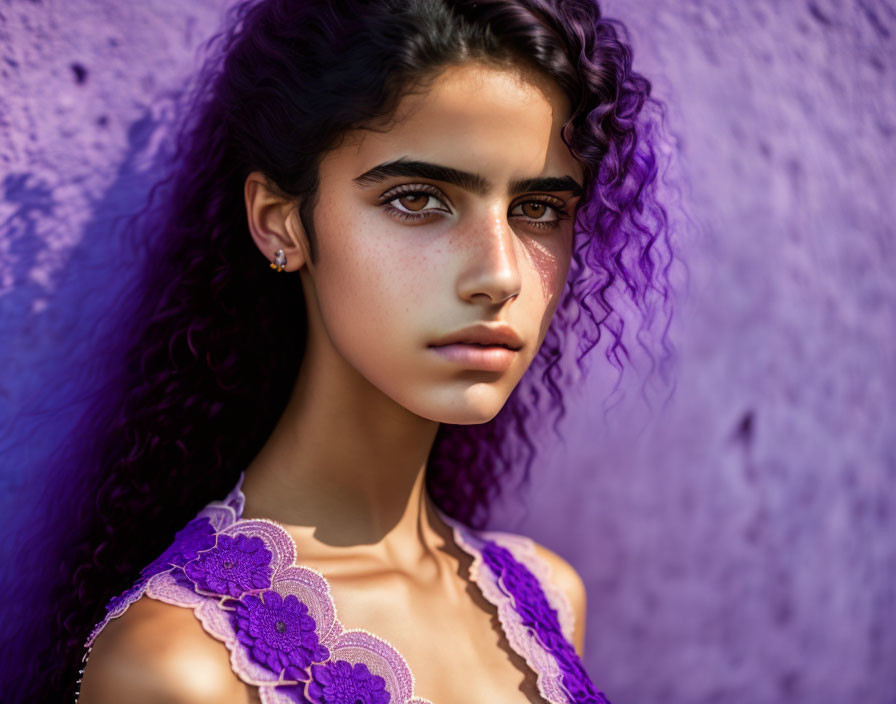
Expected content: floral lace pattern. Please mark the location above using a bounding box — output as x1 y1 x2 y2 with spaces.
185 532 274 596
436 511 611 704
80 473 608 704
307 661 391 704
480 543 611 704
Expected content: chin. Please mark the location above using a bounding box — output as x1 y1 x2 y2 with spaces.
409 384 511 425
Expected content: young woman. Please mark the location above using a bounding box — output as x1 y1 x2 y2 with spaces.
15 0 676 702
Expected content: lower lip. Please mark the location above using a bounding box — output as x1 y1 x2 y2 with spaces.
429 343 518 372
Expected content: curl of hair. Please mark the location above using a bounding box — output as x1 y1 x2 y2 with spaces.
5 1 680 700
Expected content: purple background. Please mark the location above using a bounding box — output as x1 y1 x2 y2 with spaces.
1 1 894 702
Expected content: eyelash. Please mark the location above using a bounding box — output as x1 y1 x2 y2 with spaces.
377 184 569 230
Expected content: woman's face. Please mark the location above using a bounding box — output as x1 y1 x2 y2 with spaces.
296 60 583 424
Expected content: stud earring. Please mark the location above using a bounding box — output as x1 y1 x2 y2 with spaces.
269 249 287 272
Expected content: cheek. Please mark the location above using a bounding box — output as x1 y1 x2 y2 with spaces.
312 209 433 350
522 233 572 319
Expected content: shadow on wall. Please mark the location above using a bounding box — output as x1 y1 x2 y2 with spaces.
0 109 168 569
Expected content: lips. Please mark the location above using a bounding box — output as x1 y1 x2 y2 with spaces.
428 323 523 372
428 323 524 351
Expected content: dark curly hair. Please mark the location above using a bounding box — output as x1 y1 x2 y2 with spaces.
2 0 680 700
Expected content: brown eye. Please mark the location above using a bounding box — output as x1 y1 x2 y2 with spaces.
379 185 451 220
509 199 568 230
521 202 547 219
398 194 429 212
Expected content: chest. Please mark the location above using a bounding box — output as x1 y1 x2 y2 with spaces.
240 573 552 704
332 569 552 704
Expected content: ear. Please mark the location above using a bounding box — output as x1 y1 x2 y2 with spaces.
244 170 311 272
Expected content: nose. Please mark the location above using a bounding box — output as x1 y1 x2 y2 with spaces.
455 210 522 305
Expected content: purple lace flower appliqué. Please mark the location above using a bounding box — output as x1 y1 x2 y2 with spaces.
306 660 390 704
184 533 273 597
481 541 612 704
231 590 330 679
140 515 217 579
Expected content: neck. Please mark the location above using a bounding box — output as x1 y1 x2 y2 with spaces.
240 331 445 567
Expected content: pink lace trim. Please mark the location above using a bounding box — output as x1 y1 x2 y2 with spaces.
82 473 577 704
437 510 576 704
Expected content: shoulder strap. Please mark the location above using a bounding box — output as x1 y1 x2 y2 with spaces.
442 514 613 704
476 528 578 642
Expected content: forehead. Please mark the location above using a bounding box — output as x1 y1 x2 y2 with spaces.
334 60 583 189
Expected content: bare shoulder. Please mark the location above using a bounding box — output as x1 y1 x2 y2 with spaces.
78 595 250 704
531 540 587 657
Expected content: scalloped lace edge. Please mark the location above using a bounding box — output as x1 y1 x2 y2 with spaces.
482 527 578 644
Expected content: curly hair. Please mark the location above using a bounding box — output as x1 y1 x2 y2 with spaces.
3 0 679 700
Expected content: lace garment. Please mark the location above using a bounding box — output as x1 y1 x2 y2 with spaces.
77 473 611 704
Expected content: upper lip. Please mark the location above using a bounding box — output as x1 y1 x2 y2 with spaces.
429 323 524 351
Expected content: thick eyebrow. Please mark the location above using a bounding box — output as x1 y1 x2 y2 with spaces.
353 158 583 198
509 175 584 198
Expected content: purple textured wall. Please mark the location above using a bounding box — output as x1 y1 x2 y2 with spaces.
498 2 896 701
1 2 893 702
